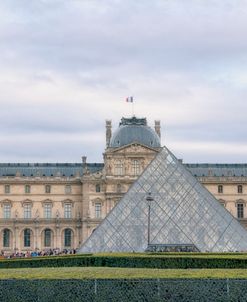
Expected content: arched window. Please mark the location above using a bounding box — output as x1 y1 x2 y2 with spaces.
96 184 101 193
3 229 10 247
64 229 72 247
24 229 31 247
44 229 52 247
238 185 243 194
218 185 223 194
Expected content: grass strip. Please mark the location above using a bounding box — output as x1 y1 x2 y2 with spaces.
1 267 247 279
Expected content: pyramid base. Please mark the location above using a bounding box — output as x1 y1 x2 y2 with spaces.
145 243 200 253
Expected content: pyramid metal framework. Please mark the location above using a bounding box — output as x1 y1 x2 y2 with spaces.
79 147 247 252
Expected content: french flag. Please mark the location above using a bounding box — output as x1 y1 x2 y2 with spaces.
126 96 133 102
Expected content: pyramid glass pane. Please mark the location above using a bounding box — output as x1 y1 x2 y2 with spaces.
79 147 247 253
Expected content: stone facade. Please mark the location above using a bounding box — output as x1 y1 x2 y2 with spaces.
0 116 246 253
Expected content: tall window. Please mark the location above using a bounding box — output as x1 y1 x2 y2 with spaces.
45 185 51 194
24 204 32 219
65 185 71 194
115 160 124 176
3 229 10 247
44 229 51 247
95 203 102 218
218 185 223 194
96 184 101 193
25 185 31 194
132 160 141 176
64 228 72 247
4 185 10 194
24 229 31 247
64 204 72 219
237 203 244 219
44 204 52 219
3 204 11 219
238 185 243 194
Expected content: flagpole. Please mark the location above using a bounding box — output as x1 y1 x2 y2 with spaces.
126 96 134 117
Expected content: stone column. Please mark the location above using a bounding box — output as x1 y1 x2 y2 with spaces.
13 223 18 252
55 217 61 250
34 220 39 250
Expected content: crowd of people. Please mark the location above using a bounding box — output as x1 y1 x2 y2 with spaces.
0 248 77 259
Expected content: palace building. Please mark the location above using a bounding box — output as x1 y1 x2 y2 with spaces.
0 116 247 253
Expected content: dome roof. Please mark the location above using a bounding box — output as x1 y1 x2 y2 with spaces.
109 117 161 148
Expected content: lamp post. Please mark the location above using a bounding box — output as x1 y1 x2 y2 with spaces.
146 192 154 247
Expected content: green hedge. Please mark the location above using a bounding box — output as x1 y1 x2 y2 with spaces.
0 279 242 302
1 253 247 269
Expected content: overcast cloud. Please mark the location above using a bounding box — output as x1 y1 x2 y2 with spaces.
0 0 247 163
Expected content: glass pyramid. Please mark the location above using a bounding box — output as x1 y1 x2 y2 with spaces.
79 147 247 252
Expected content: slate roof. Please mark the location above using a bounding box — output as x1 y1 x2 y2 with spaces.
0 162 246 178
185 164 247 177
0 163 104 177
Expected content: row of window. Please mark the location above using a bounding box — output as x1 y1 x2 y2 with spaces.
114 160 141 176
3 185 72 194
2 203 102 219
2 203 73 219
218 185 245 194
2 228 73 248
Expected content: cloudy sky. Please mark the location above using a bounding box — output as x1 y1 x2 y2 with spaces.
0 0 247 163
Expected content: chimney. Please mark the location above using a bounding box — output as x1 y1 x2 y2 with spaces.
82 156 87 167
154 120 161 138
106 120 112 147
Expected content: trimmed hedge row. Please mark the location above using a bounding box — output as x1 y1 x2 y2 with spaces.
0 279 242 302
1 254 247 269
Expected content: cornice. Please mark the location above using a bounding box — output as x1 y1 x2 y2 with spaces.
198 176 247 183
0 178 82 184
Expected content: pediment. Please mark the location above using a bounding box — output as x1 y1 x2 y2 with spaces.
107 142 160 155
0 199 13 207
21 199 33 207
